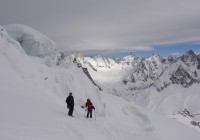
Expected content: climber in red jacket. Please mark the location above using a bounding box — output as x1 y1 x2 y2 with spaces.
85 99 95 118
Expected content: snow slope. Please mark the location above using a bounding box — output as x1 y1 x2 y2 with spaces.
1 25 200 140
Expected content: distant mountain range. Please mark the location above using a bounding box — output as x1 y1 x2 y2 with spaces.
69 50 200 92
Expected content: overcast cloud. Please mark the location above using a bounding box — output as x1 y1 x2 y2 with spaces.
1 0 200 55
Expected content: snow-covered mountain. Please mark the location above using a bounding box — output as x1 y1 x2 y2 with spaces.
69 49 200 131
73 50 200 91
1 24 200 140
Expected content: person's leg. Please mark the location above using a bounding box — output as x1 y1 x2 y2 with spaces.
68 106 73 116
90 111 92 118
71 106 74 116
87 111 89 118
68 108 71 116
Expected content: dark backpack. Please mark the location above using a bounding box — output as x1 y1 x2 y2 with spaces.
66 96 74 106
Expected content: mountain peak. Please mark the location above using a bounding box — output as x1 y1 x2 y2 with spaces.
152 52 160 56
186 50 195 55
181 49 198 64
146 52 162 63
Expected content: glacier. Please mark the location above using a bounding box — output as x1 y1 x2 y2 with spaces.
4 24 56 57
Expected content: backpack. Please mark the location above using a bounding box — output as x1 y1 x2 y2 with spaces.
66 96 74 106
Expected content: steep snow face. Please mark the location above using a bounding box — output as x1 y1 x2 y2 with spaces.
0 25 24 53
4 24 56 57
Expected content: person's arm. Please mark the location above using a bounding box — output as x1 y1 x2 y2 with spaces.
91 102 95 110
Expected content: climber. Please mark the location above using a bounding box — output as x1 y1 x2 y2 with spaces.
85 99 95 118
66 92 74 116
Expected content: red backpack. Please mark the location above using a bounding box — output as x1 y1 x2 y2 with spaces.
86 100 93 111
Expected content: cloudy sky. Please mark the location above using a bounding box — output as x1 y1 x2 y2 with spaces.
1 0 200 57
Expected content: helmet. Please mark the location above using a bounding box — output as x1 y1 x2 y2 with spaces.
69 92 72 96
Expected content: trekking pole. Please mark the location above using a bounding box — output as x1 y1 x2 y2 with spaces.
74 108 79 118
84 109 87 117
94 110 96 121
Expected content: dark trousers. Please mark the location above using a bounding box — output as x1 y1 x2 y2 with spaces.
87 110 92 118
68 105 74 116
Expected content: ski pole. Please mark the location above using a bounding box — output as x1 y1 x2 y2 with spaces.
94 110 96 121
74 108 79 118
84 110 87 117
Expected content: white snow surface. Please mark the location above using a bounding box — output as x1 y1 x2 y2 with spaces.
4 24 56 57
1 26 200 140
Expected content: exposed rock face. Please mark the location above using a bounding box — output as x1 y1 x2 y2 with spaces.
170 65 198 88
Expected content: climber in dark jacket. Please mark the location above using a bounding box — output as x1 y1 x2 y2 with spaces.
66 92 74 116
